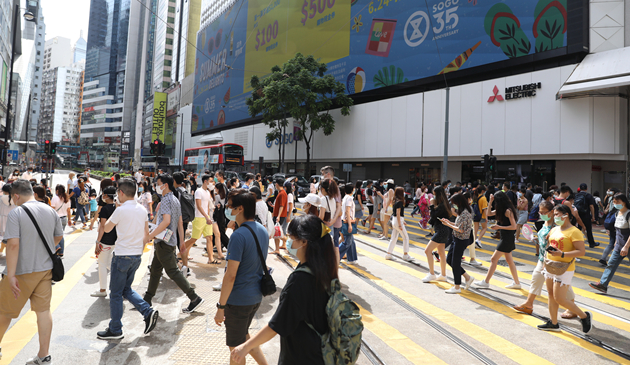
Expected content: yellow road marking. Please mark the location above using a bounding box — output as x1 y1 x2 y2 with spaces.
347 263 553 365
357 234 630 335
0 235 153 364
361 225 630 311
354 241 630 364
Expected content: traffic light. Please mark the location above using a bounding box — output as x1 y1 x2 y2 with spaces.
489 156 497 171
44 140 50 155
483 154 490 172
51 142 57 154
158 142 165 156
150 139 159 155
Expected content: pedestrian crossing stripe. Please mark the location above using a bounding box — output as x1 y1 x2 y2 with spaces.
356 233 630 335
346 263 554 365
365 225 630 312
354 239 630 364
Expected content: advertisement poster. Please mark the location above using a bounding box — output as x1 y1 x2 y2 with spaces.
193 0 573 133
152 92 167 142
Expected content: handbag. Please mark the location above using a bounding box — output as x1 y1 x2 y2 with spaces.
22 205 65 282
323 196 332 222
544 257 574 276
242 224 276 296
341 221 357 236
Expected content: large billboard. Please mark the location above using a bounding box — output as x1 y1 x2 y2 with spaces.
193 0 580 133
152 92 167 142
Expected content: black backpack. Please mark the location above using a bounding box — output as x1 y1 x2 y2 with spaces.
177 187 195 224
573 192 589 214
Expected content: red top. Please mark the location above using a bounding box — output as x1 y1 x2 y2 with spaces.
273 190 288 218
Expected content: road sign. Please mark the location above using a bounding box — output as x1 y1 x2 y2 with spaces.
7 150 18 161
343 163 353 172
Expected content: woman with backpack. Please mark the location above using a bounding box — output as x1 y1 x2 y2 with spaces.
440 193 475 293
474 192 522 290
231 214 346 365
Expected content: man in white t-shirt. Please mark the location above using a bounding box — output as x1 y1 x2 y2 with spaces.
183 175 214 269
96 178 158 340
135 169 143 184
338 183 358 264
21 167 33 181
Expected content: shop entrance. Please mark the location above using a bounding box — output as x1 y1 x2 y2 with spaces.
409 167 441 188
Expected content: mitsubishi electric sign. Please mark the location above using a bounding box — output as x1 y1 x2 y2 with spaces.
488 83 542 102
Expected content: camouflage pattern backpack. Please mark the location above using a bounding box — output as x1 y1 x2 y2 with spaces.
295 267 363 365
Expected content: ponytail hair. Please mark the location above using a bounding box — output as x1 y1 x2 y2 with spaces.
287 214 339 293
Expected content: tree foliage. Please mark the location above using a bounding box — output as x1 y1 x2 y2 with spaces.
246 53 353 173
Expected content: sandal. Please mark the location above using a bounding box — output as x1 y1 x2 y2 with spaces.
561 311 578 319
513 304 533 315
209 260 221 264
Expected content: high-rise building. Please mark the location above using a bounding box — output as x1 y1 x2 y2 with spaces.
43 36 73 71
0 0 21 144
200 0 233 30
172 0 201 83
153 0 176 92
38 62 84 144
14 3 45 146
81 0 148 171
73 31 87 63
144 0 157 101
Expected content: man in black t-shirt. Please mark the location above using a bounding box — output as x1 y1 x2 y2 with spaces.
576 183 598 248
363 180 375 233
92 186 117 297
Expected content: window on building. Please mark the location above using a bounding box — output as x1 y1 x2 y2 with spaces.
166 27 174 35
166 38 173 45
167 16 175 23
168 6 175 12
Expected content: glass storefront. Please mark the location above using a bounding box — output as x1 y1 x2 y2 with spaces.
462 160 556 189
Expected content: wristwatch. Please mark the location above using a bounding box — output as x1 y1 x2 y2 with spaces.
216 303 226 310
561 252 565 258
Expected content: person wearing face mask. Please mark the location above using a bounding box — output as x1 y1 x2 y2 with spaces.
143 174 204 314
214 189 269 365
590 193 630 294
136 181 153 220
385 187 413 262
339 183 358 264
230 214 338 364
439 193 474 293
537 204 591 333
513 200 575 315
515 188 529 241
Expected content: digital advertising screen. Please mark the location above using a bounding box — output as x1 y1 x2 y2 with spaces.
193 0 579 134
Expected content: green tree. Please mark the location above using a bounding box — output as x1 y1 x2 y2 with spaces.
246 53 353 174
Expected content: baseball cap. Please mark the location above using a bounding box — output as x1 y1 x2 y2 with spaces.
103 186 117 196
387 179 395 184
579 183 587 190
298 193 321 207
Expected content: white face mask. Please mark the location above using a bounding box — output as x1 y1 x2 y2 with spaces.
156 184 164 195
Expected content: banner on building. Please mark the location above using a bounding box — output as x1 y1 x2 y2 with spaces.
152 92 167 142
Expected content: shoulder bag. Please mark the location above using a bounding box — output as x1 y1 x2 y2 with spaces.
543 227 574 276
22 205 65 282
242 224 276 296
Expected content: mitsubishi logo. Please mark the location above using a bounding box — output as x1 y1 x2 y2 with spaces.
487 86 504 103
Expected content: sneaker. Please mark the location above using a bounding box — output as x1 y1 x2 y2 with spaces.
464 276 475 291
432 251 440 262
183 296 204 314
422 273 436 283
469 259 482 267
580 311 592 333
505 282 521 290
589 282 608 293
97 328 124 340
475 240 482 249
385 254 394 260
598 259 608 266
25 355 52 364
425 232 433 237
90 290 107 297
474 280 489 288
436 275 447 282
379 236 388 241
348 261 358 265
144 309 159 334
445 286 461 294
537 321 560 332
402 254 413 261
182 266 191 277
212 283 222 291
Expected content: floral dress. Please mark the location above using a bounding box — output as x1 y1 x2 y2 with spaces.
419 193 432 229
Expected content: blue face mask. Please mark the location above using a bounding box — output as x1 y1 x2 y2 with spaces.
225 207 237 222
614 203 624 210
138 187 144 192
286 238 304 257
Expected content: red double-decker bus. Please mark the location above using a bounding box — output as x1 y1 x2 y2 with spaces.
183 143 244 174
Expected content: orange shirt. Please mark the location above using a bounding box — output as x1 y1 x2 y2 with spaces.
273 190 288 218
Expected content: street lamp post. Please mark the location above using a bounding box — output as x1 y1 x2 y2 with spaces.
1 6 35 176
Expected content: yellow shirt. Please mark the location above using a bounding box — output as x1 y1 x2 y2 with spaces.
478 196 488 219
547 226 584 272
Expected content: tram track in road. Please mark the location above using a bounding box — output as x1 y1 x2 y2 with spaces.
354 236 630 362
272 252 388 365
